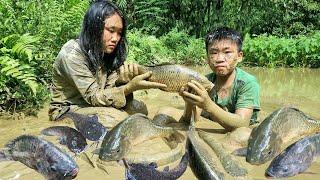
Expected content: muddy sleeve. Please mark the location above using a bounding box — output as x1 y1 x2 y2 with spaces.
236 79 260 110
59 51 126 108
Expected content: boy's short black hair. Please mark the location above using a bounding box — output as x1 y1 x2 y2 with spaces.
205 27 243 52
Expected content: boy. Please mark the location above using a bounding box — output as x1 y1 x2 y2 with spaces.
179 27 260 131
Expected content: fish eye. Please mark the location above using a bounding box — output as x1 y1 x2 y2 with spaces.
50 166 57 172
267 150 272 155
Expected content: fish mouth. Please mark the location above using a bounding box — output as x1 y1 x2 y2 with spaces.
265 169 276 178
71 168 79 179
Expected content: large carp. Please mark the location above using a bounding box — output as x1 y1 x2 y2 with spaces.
266 133 320 178
187 126 225 180
0 135 78 180
245 106 320 165
99 113 180 162
138 64 214 92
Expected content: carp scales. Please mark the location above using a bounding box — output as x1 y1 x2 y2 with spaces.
245 106 320 165
99 113 179 162
41 126 87 154
187 126 225 180
138 64 214 92
0 135 78 180
266 133 320 178
124 151 189 180
198 130 247 177
57 111 107 143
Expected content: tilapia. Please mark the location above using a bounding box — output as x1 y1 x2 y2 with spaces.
245 106 320 165
198 130 247 177
41 126 87 154
99 113 178 162
187 126 225 180
57 111 107 143
266 133 320 178
138 64 214 92
124 151 189 180
0 135 78 180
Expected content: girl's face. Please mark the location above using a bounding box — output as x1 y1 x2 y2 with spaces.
102 13 123 54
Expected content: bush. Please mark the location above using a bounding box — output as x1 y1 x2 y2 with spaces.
243 31 320 68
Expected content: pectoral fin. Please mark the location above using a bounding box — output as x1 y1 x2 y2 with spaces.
92 148 101 155
232 147 247 156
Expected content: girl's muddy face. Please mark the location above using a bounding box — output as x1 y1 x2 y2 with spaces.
102 13 123 54
207 39 243 76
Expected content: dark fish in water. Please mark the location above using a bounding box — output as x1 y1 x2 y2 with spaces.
187 126 225 180
0 135 78 180
138 64 214 92
99 113 178 162
244 106 320 165
124 99 148 116
124 151 189 180
266 133 320 178
41 126 88 154
57 111 107 143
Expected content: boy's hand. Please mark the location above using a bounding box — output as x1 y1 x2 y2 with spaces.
180 80 213 112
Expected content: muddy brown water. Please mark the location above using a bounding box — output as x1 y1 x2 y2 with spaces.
0 67 319 180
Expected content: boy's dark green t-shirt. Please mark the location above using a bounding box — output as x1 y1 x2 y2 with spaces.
206 68 260 124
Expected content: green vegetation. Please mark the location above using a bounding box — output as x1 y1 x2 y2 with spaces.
0 0 319 114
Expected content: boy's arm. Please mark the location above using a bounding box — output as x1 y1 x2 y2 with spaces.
181 80 255 131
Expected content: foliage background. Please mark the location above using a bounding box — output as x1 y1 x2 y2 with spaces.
0 0 319 114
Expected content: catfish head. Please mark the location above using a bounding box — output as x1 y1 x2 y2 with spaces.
246 126 281 165
37 152 78 179
66 135 87 154
99 130 131 161
266 139 315 178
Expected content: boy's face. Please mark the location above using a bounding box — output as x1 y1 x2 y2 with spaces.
207 39 243 76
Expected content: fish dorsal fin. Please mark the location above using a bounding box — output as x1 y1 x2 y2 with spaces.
232 147 248 156
89 114 99 122
148 162 158 169
163 166 170 172
146 62 174 67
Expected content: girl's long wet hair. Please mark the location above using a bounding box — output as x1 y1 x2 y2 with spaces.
79 0 127 74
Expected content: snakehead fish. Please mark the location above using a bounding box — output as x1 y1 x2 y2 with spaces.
198 130 247 177
138 64 214 92
245 106 320 165
41 126 87 154
99 113 178 162
0 135 78 180
187 126 225 180
124 151 189 180
266 133 320 178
